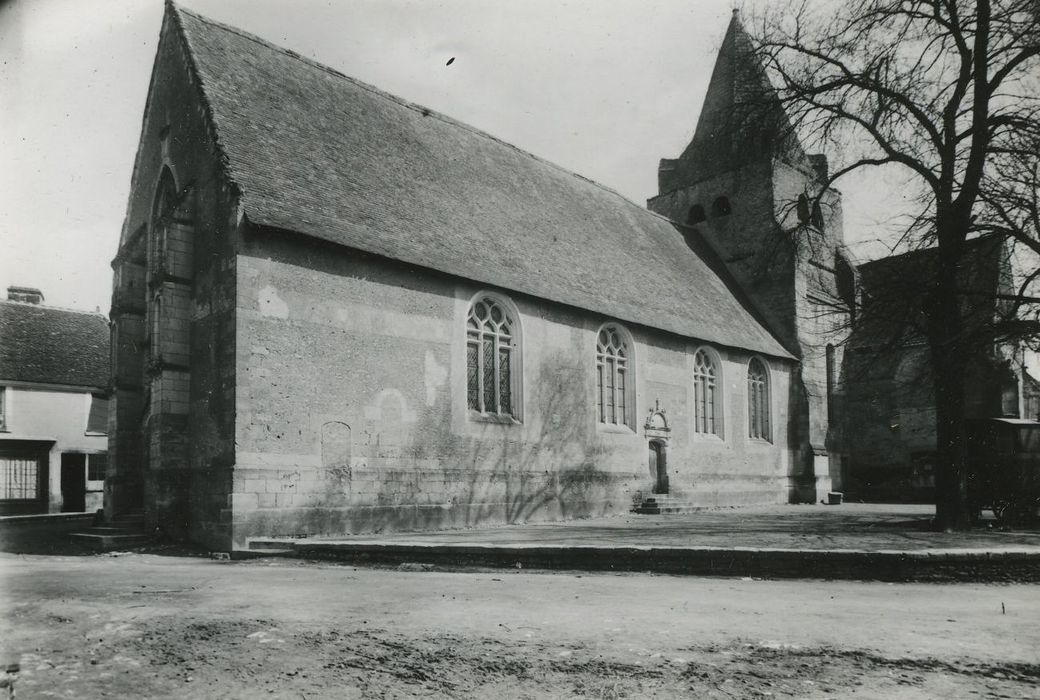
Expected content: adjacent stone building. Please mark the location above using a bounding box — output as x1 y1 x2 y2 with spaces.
843 236 1038 500
0 287 110 515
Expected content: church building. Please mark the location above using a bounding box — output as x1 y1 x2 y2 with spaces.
108 3 850 551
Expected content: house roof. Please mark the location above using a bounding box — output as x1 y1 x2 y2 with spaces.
168 4 792 360
0 301 110 390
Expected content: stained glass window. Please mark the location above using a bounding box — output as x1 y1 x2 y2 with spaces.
748 358 771 441
597 326 632 429
693 349 720 436
466 297 517 418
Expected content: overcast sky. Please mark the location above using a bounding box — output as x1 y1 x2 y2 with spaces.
1 0 900 313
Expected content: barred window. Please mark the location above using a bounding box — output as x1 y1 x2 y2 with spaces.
1 452 42 501
748 358 771 441
693 349 721 436
597 325 633 429
467 296 519 418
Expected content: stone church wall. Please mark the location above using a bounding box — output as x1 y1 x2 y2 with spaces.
108 14 240 550
226 229 796 548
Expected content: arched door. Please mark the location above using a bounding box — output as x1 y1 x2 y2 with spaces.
649 441 668 494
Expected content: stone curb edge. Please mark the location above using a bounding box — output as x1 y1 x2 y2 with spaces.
240 541 1040 582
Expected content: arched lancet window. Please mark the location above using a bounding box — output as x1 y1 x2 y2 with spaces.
145 168 177 373
748 357 771 441
693 348 721 436
150 168 178 281
712 196 732 216
797 194 811 223
597 325 633 429
811 200 825 230
836 254 856 324
466 294 520 418
687 204 706 225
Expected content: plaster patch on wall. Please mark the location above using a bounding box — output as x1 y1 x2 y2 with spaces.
363 388 417 423
333 304 450 343
424 350 448 406
258 285 289 319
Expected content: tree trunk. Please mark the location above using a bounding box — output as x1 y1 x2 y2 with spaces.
928 237 973 531
931 346 971 530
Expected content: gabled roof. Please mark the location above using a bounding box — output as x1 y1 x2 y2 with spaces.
0 301 110 390
166 4 792 359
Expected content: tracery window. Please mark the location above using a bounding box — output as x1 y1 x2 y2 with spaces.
597 325 632 428
466 295 519 418
693 349 720 436
748 357 771 441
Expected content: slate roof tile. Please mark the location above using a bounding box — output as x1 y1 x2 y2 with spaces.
0 301 110 389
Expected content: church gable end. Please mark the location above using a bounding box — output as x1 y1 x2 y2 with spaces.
107 2 241 549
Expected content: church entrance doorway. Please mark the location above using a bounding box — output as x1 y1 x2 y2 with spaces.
649 440 668 494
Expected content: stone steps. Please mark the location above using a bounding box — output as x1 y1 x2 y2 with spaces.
633 495 703 515
68 512 151 550
246 538 296 554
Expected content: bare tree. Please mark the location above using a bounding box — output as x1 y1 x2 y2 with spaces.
748 0 1040 529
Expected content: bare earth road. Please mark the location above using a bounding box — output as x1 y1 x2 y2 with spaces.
1 552 1038 699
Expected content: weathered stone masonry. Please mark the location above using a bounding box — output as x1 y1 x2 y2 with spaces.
107 10 239 548
225 231 794 547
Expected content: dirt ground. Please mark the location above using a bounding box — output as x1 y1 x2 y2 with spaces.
1 551 1038 699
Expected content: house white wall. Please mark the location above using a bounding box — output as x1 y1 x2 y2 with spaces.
0 384 108 513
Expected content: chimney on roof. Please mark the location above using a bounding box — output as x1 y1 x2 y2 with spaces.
7 286 44 304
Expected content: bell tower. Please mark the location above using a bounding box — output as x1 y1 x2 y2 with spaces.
648 10 855 502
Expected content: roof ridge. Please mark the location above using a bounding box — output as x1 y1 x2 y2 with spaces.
166 2 241 195
859 233 998 269
171 3 656 218
0 299 106 318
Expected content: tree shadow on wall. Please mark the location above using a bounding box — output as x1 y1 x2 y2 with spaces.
312 350 629 535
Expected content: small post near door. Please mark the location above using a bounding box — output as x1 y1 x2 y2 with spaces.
644 401 672 495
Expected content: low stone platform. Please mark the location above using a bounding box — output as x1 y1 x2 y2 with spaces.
245 504 1040 582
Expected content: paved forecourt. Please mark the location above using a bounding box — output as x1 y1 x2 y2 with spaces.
245 503 1040 581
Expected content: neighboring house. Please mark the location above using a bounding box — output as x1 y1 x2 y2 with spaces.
0 287 110 515
1023 370 1040 421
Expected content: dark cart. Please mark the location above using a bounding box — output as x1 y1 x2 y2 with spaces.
966 418 1040 526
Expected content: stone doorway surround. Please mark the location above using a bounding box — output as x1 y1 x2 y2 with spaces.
644 402 671 495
